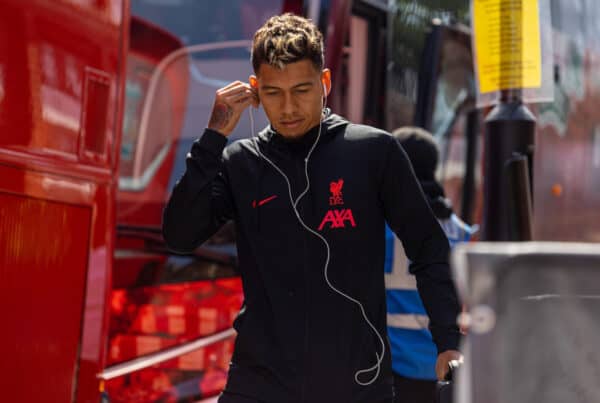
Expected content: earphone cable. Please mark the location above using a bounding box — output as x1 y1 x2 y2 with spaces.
248 98 384 386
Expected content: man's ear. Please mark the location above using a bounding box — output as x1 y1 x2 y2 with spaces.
249 75 258 89
321 69 332 96
249 75 260 106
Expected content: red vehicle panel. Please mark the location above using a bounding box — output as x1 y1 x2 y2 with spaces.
0 190 91 403
0 1 129 402
117 16 189 228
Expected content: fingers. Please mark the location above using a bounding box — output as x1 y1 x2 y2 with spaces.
225 88 255 105
217 81 257 111
435 350 463 381
240 95 258 108
435 360 446 381
217 81 252 98
436 364 449 381
208 81 257 136
219 80 243 92
435 354 448 381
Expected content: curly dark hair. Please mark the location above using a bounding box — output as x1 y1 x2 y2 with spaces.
251 13 324 73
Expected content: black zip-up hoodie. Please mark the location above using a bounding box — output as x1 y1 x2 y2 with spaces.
163 113 461 403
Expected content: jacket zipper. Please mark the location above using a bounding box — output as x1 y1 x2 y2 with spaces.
296 155 311 403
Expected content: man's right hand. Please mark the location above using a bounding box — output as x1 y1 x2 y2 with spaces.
207 81 259 137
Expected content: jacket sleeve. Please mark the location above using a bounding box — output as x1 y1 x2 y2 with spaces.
162 129 235 253
380 135 461 354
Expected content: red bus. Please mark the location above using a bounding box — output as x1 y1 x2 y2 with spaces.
2 1 600 402
0 1 129 402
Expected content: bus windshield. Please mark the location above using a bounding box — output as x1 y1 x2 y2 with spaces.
118 2 283 198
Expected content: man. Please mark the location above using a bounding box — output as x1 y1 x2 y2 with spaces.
385 127 475 403
163 14 461 403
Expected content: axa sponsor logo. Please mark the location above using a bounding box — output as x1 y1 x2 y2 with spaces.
319 178 357 231
318 208 356 230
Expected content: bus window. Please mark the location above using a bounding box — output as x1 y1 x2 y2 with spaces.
119 0 287 195
414 23 480 225
118 15 189 195
164 44 271 192
119 61 156 181
430 27 475 214
430 29 475 138
334 2 387 127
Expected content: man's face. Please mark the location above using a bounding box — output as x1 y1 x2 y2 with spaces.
252 60 330 139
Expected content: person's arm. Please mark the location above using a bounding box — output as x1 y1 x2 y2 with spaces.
163 81 257 252
380 136 461 359
162 129 235 252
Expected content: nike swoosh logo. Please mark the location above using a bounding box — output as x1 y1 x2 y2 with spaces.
252 195 278 208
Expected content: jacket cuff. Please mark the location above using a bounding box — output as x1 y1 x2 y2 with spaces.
431 326 462 354
198 128 228 157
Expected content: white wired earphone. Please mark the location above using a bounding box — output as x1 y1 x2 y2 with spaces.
248 79 385 386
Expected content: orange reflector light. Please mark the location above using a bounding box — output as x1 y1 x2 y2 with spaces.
551 183 563 197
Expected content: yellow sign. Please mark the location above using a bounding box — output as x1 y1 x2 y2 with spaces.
473 0 542 93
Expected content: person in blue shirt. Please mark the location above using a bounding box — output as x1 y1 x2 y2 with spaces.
385 127 477 403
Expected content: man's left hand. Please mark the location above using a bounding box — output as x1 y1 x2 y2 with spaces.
435 350 463 381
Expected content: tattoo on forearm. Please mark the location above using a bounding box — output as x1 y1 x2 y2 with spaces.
209 102 233 130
